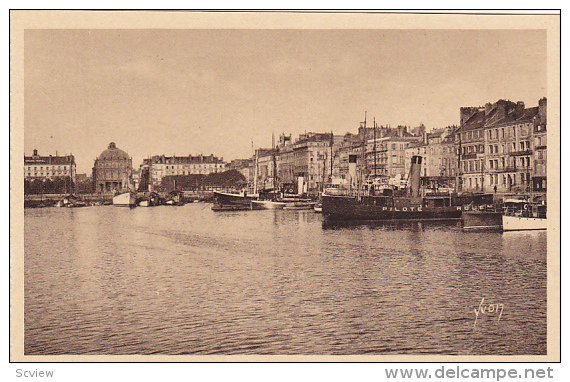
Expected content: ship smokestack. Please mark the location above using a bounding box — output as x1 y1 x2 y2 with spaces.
408 155 422 197
348 154 358 190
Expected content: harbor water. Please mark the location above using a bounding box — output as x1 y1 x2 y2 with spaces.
24 203 547 355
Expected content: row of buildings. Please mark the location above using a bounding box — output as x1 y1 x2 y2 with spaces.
241 97 547 195
24 142 227 194
24 97 548 196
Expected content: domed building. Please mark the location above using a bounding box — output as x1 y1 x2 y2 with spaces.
92 142 133 193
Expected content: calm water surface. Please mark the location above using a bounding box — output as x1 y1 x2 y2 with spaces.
24 203 547 355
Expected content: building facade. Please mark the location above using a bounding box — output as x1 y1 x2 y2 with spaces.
457 98 547 194
366 126 423 179
92 142 133 193
142 154 226 187
24 149 76 182
254 148 278 191
275 132 334 194
404 127 458 190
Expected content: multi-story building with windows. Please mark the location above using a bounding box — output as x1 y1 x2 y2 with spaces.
457 98 546 194
404 127 458 190
24 149 76 181
254 148 278 191
92 142 133 193
142 153 226 187
330 132 365 186
366 126 423 179
275 132 334 194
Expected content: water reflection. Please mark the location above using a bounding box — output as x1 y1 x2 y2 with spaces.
24 204 546 355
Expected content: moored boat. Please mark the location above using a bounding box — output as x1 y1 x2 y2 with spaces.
113 192 136 207
502 201 546 231
165 190 185 206
322 156 494 223
314 203 323 213
56 195 87 208
212 191 258 210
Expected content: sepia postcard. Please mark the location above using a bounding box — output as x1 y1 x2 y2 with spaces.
9 10 561 362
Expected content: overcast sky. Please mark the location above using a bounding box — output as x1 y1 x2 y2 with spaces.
24 29 546 173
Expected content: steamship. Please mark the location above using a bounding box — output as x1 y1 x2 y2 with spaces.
322 155 493 222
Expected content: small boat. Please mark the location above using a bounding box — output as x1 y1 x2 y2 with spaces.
137 192 161 207
56 195 87 208
251 200 286 210
313 203 323 213
502 201 546 231
113 192 136 207
165 190 185 206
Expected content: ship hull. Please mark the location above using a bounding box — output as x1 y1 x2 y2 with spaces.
502 215 547 231
112 192 136 207
251 200 286 210
322 194 463 222
462 211 503 230
213 191 258 208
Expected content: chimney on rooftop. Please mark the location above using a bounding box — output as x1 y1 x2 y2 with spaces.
516 101 526 117
33 149 38 156
539 97 547 124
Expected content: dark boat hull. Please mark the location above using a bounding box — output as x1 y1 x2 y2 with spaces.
213 191 256 208
462 211 503 230
322 194 463 222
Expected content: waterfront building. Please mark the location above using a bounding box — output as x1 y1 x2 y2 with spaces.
457 98 547 194
254 148 278 191
330 132 365 186
275 134 296 191
92 142 133 193
24 149 77 194
404 126 458 190
457 102 499 192
277 132 334 195
142 154 226 187
366 126 423 179
24 149 76 182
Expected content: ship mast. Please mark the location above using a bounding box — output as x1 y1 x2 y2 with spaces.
373 117 377 180
272 132 277 190
359 111 368 197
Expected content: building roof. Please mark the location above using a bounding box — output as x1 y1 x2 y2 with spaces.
145 153 224 164
516 106 539 123
24 150 75 165
97 142 130 161
461 110 486 131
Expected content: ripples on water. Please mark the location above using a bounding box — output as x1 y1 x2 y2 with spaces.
24 204 547 355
